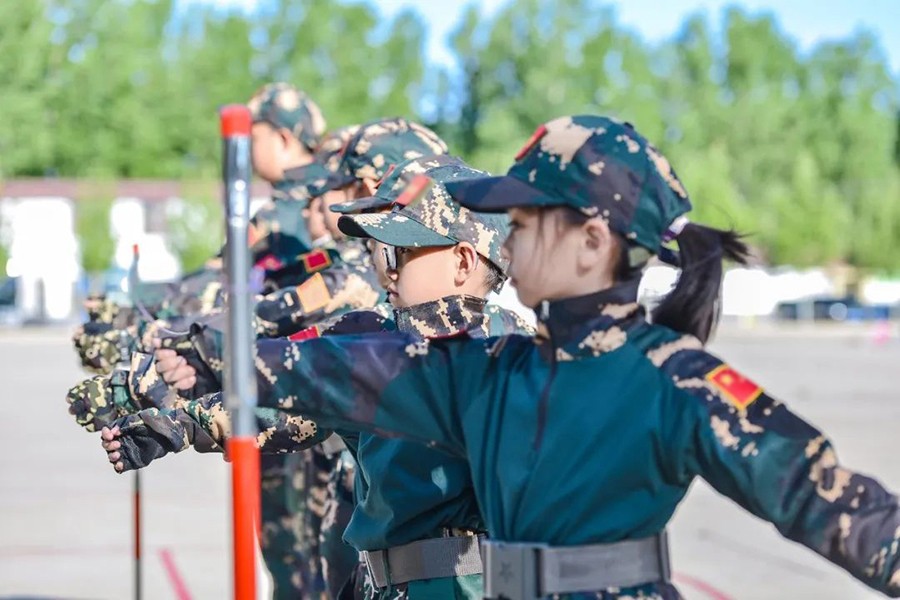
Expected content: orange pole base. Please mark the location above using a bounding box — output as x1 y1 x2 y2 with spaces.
228 437 260 600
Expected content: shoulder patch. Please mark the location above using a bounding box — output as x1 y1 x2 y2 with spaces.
288 326 320 342
296 272 331 313
301 248 333 273
255 254 284 271
706 364 762 410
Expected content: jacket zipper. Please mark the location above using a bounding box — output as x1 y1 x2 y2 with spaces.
533 301 557 452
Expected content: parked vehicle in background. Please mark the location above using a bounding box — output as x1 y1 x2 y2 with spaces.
775 296 897 322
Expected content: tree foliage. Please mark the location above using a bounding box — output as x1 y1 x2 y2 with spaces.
1 0 898 272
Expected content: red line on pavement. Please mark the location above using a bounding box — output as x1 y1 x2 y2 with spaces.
158 548 193 600
674 572 735 600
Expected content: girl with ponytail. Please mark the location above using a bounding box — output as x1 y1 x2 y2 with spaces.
106 116 900 599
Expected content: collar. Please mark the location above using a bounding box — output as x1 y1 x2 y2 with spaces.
272 168 315 204
536 278 644 361
394 295 489 339
333 238 369 263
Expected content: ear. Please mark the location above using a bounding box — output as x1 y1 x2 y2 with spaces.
360 178 379 196
452 243 480 286
578 217 614 270
277 127 294 149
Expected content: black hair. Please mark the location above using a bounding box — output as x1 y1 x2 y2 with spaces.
652 223 749 343
481 257 506 293
558 207 749 343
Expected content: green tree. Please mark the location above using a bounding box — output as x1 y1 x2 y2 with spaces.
167 186 224 273
75 196 116 274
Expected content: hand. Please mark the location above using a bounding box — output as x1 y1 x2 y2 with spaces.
153 344 197 391
101 425 125 473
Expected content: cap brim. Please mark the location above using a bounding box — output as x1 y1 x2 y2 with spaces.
308 171 356 197
329 195 395 215
337 213 455 248
444 175 565 213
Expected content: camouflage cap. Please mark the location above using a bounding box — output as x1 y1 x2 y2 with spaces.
278 124 362 200
329 154 463 215
444 115 692 259
247 83 327 151
338 161 509 271
309 117 449 196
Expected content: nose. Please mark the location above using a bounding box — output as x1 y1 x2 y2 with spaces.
501 237 512 262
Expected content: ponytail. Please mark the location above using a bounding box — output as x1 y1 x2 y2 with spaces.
651 223 749 344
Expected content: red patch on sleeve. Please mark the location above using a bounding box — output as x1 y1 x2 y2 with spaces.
301 249 332 272
514 124 548 161
288 326 320 341
705 365 762 410
255 254 284 271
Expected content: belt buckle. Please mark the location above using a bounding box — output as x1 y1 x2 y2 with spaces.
481 540 545 600
361 550 389 589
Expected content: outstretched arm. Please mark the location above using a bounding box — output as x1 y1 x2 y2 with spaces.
666 349 900 596
247 334 482 456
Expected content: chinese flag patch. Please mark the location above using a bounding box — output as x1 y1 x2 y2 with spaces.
288 326 321 341
297 272 331 313
705 365 762 410
514 124 548 161
302 249 332 273
255 254 284 271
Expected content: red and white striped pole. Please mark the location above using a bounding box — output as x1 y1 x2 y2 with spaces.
219 104 260 600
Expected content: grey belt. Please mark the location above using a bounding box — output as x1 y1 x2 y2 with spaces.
360 535 484 588
482 531 671 599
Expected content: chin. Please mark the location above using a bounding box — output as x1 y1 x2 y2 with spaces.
514 287 541 310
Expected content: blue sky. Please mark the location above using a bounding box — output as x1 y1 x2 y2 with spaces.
190 0 900 75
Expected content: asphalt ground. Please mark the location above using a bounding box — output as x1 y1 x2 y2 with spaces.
0 322 897 599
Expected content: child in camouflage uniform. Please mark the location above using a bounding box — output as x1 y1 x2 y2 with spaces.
107 115 900 599
101 156 534 599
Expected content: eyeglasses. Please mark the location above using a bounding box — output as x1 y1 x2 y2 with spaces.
382 245 400 271
381 245 419 271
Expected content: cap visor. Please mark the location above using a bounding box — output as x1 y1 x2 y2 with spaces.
308 171 356 197
444 175 565 213
329 195 394 215
338 213 455 248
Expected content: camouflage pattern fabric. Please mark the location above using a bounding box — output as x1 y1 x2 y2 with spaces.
273 124 362 204
249 185 315 269
109 296 534 600
254 239 384 338
445 114 692 267
328 154 466 216
338 161 509 272
216 277 897 599
66 370 138 432
72 323 137 375
320 448 359 596
260 247 343 294
260 452 325 600
307 117 449 196
247 82 326 151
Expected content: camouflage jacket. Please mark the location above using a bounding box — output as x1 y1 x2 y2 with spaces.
111 296 533 556
254 239 384 338
131 279 899 598
70 168 318 375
